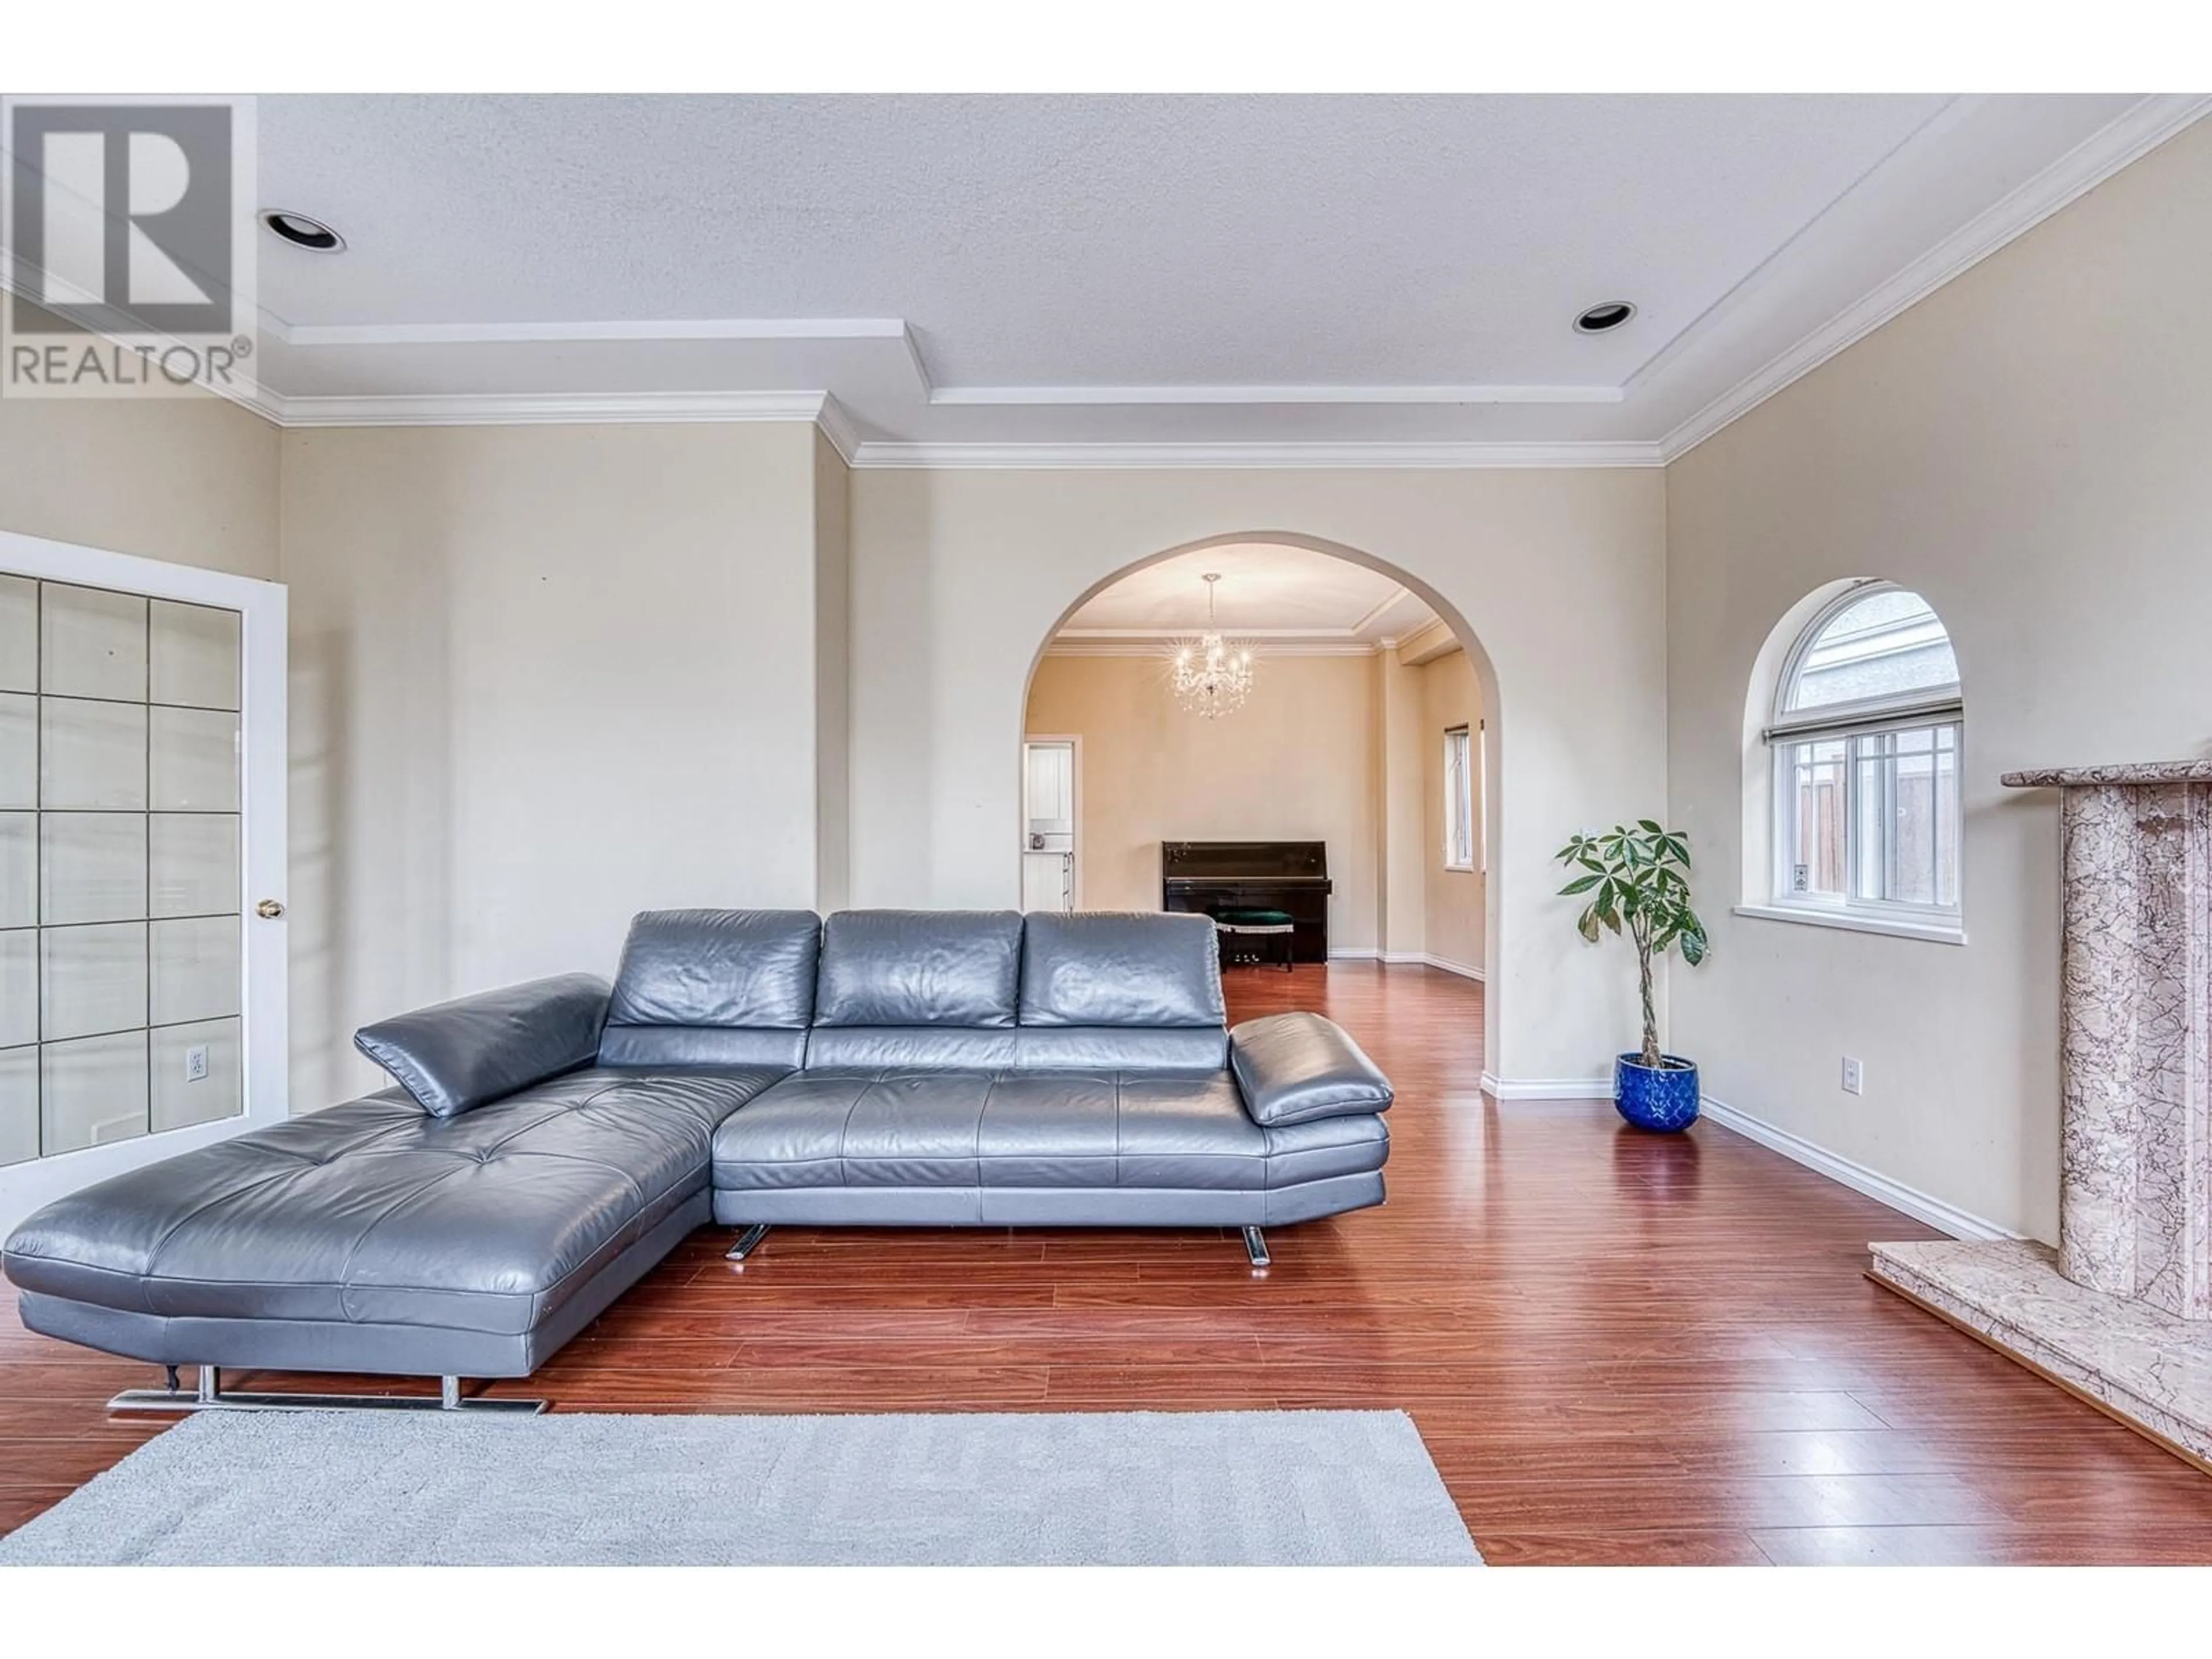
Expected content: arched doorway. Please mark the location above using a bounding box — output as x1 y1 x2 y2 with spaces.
1016 532 1502 1067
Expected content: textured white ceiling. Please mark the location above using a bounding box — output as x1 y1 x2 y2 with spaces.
1059 543 1435 639
234 93 2186 448
259 94 1944 383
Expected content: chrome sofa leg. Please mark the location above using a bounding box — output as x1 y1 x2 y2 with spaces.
726 1222 772 1262
1241 1225 1271 1268
109 1366 546 1415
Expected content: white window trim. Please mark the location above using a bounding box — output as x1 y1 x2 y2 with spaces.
1762 583 1964 941
1442 725 1474 873
1733 903 1967 946
1476 718 1487 875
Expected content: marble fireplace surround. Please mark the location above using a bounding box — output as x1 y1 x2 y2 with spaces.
1869 760 2212 1474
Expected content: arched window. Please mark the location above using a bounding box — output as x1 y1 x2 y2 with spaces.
1767 583 1962 923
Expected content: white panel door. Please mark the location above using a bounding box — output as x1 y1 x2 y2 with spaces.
0 531 286 1234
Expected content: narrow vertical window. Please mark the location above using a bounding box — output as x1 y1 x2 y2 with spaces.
1444 726 1474 873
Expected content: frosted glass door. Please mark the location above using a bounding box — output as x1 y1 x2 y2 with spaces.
0 536 285 1228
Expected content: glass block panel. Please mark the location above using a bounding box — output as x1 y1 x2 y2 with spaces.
151 914 239 1025
41 584 146 702
0 814 31 930
40 696 147 809
150 813 240 919
0 929 34 1047
42 922 147 1041
151 1016 241 1132
0 573 35 693
149 705 238 811
150 600 240 711
41 1030 148 1154
40 812 147 925
0 1045 36 1168
0 692 32 807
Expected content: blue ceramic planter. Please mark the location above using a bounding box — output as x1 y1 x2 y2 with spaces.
1615 1053 1700 1132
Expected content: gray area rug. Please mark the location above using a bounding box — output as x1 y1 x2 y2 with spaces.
0 1407 1479 1566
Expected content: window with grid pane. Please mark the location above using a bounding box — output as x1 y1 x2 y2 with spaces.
1769 584 1962 924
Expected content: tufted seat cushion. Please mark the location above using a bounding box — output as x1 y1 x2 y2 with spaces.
2 1067 785 1336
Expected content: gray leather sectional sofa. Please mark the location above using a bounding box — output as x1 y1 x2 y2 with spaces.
2 908 1391 1411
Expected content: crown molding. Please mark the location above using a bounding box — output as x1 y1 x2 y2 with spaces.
267 388 838 430
812 393 861 464
1045 635 1382 658
846 440 1665 469
930 382 1623 406
1394 616 1463 665
1658 93 2212 463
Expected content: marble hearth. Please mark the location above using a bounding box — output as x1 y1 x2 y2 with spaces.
1869 760 2212 1473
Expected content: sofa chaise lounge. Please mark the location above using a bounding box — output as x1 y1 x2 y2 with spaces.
2 908 1392 1413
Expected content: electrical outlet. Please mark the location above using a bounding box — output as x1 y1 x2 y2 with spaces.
1841 1056 1864 1096
184 1044 210 1084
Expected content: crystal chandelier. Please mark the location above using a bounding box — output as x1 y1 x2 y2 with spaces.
1170 573 1257 718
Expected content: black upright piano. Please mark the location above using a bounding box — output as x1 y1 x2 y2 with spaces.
1160 840 1332 963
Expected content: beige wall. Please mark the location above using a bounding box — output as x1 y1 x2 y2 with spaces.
813 429 853 912
1375 647 1428 958
0 374 278 581
851 469 1668 1088
280 421 846 1101
1665 118 2212 1240
1024 653 1383 949
1421 647 1486 974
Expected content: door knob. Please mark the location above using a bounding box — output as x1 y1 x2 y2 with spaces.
255 899 285 919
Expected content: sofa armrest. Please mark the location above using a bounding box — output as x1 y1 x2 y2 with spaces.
355 973 610 1119
1229 1012 1393 1127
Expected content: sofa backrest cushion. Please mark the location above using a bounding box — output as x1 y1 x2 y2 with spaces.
1018 911 1225 1029
802 1025 1229 1072
355 974 609 1118
815 910 1023 1029
598 909 819 1069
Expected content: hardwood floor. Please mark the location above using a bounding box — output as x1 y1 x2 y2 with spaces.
5 961 2211 1563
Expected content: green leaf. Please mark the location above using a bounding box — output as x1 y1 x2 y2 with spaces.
1559 873 1601 895
1679 929 1707 967
1577 908 1601 944
1638 819 1662 835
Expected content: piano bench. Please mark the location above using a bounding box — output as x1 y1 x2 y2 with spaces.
1215 909 1297 972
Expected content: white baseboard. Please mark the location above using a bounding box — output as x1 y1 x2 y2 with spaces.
1332 948 1485 982
1416 953 1484 982
1478 1072 1609 1101
1698 1095 2018 1242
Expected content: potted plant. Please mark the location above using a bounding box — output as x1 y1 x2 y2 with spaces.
1556 821 1709 1132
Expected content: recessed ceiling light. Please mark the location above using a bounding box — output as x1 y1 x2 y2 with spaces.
259 209 344 253
1573 301 1635 335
